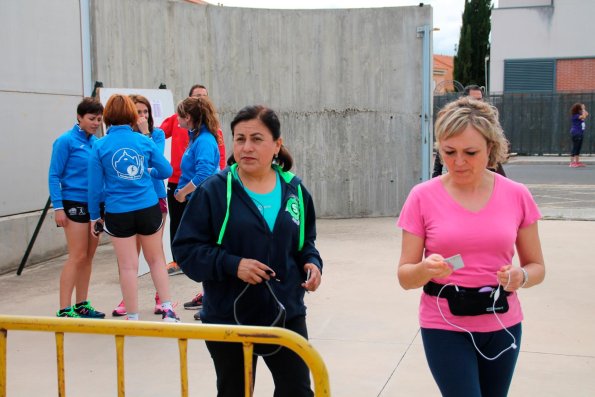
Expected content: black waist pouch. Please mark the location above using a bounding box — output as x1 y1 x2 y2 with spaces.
423 281 510 316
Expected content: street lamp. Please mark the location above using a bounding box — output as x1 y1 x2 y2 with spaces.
484 55 490 94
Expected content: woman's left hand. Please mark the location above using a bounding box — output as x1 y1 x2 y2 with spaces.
497 265 523 292
302 263 321 292
174 190 186 203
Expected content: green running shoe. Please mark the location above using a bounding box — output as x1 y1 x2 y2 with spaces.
56 307 80 318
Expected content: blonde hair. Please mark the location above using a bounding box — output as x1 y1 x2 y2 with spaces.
434 97 509 168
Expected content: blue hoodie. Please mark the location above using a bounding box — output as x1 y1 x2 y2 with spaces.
88 124 172 220
172 166 323 325
48 124 98 210
176 124 220 198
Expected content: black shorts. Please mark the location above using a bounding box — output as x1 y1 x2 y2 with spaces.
104 204 163 238
62 200 105 223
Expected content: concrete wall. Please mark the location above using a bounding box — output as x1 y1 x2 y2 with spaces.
0 0 87 273
491 0 595 92
91 0 429 217
0 0 429 273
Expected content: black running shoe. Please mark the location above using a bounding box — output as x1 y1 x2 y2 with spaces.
183 293 203 310
74 301 106 319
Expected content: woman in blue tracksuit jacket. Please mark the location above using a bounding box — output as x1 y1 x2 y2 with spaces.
48 97 106 319
173 105 323 397
87 94 179 322
173 95 221 203
110 94 170 318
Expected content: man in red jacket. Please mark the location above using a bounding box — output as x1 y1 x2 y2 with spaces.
160 84 226 277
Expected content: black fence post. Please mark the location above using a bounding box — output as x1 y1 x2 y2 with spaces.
17 197 52 275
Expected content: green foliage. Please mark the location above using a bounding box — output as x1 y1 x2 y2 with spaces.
453 0 492 88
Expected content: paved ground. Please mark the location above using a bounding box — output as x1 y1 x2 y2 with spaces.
2 158 594 396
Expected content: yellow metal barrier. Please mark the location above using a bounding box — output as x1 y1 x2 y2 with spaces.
0 315 330 397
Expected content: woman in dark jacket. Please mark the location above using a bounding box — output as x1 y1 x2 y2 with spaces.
173 105 323 397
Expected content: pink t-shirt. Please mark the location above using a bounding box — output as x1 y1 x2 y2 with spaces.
397 174 541 332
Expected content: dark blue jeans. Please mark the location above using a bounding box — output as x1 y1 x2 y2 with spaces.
205 315 313 397
421 323 522 397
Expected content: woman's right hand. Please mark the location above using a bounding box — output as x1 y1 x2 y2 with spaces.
137 116 150 135
237 258 275 285
421 254 452 280
55 209 67 227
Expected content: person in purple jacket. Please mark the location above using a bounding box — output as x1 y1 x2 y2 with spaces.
48 97 106 319
88 94 179 322
569 102 589 167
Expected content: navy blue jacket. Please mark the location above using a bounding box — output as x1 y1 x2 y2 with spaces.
172 166 323 325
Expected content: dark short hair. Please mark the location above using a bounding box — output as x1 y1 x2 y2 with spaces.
229 105 293 171
188 84 208 97
77 97 103 117
463 84 483 97
103 94 138 128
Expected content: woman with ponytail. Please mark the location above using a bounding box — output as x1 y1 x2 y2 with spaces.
173 96 221 203
173 105 323 396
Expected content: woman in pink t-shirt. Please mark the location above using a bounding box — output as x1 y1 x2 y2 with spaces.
397 97 546 397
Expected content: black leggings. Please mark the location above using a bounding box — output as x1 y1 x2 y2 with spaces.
571 135 584 156
205 316 313 397
167 182 187 260
421 324 522 397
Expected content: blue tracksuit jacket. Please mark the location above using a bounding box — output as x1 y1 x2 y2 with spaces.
88 124 172 220
177 125 220 198
172 166 323 325
48 124 98 209
149 127 167 199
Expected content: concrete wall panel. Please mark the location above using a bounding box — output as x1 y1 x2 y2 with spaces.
91 0 429 217
0 0 83 95
0 92 82 217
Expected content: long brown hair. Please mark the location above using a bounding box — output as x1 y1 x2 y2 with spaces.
176 96 221 144
129 94 154 132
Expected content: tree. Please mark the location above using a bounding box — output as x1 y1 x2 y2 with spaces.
453 0 492 88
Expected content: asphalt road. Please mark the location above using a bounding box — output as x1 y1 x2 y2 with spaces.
504 163 595 185
503 163 595 219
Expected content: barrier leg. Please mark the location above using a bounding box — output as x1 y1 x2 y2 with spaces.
56 332 66 397
242 342 254 397
178 339 188 397
116 335 125 397
1 329 6 397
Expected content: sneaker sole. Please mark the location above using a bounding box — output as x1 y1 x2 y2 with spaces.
167 270 183 276
112 311 127 317
183 305 201 310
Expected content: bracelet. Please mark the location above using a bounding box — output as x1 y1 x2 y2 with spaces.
520 267 529 288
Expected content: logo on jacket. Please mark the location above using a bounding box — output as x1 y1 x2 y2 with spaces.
112 148 144 180
285 196 300 226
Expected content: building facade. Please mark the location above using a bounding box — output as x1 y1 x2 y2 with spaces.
490 0 595 93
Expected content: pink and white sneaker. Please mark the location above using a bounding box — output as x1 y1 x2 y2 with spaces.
154 292 164 315
112 300 127 317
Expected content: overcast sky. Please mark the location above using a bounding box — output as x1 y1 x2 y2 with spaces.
215 0 498 55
